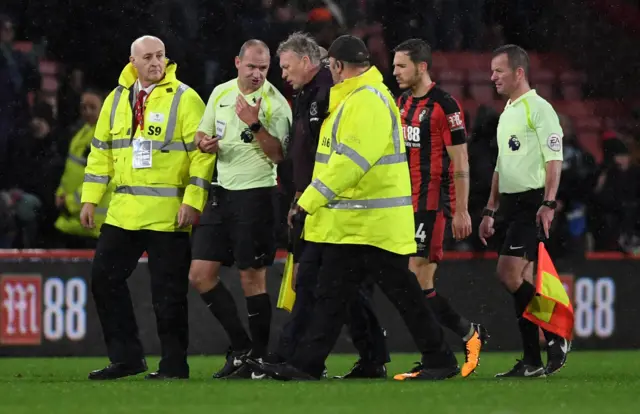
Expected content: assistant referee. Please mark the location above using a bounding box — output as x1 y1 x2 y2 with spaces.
479 44 568 378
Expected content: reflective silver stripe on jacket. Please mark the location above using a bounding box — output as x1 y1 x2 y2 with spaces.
91 137 194 152
99 83 192 152
110 86 124 130
317 85 405 169
311 178 336 200
327 196 412 210
84 173 110 184
68 154 87 166
161 83 189 150
115 186 184 197
189 177 210 190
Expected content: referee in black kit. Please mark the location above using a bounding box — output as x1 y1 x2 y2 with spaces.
274 32 390 379
479 45 569 378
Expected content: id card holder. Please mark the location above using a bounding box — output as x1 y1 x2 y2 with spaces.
215 120 227 139
132 137 152 169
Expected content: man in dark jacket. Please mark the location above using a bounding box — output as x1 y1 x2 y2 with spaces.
273 32 390 378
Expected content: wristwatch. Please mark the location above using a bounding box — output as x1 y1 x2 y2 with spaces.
249 121 262 133
542 200 558 209
482 207 495 218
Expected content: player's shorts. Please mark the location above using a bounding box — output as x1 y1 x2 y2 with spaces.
412 210 447 263
191 185 277 270
498 188 544 261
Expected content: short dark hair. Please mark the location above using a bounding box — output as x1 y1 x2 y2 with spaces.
393 39 432 69
492 44 530 79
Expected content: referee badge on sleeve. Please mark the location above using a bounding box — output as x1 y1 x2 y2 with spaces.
547 134 562 152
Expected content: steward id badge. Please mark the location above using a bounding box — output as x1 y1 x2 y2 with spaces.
215 119 227 139
132 137 152 169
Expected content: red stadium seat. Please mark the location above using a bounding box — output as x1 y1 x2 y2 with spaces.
577 132 603 163
41 75 59 93
560 70 587 100
574 116 604 133
39 60 59 76
468 70 495 104
437 69 465 99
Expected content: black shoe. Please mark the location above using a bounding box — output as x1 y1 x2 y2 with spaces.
224 358 267 380
246 359 318 381
393 363 459 381
495 359 546 378
145 371 189 380
213 349 251 379
333 360 387 379
88 360 147 380
545 336 570 376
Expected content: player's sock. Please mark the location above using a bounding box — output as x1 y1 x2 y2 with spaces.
512 281 542 366
200 283 252 351
512 280 536 316
423 288 473 339
246 293 272 359
518 317 543 366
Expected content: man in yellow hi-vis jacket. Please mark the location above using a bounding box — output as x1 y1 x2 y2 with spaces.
249 35 458 381
80 36 215 381
54 90 111 246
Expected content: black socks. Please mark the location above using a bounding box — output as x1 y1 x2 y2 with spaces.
424 289 474 340
246 293 272 359
200 283 252 352
512 281 542 366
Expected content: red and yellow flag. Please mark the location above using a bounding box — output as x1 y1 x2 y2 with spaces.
523 242 574 340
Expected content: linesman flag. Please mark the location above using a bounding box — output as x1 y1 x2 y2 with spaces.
277 252 296 312
523 242 575 340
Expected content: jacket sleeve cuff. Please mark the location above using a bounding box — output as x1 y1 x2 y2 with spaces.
182 186 207 212
297 185 328 215
80 183 106 205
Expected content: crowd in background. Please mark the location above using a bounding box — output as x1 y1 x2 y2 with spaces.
1 0 639 257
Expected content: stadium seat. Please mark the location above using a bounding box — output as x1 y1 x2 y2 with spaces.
531 68 556 100
41 75 59 93
560 70 587 100
574 116 603 133
39 60 59 76
577 131 603 163
12 41 33 53
437 69 465 99
467 70 495 103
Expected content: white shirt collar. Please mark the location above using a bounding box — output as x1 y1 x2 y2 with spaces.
135 79 157 96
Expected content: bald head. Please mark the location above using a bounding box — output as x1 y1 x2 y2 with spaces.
129 35 166 87
131 35 165 57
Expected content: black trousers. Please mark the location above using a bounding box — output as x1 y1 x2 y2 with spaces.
276 242 390 365
289 243 455 378
91 224 190 374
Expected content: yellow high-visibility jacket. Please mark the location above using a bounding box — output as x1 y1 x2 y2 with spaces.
55 122 112 238
297 66 417 255
81 61 215 232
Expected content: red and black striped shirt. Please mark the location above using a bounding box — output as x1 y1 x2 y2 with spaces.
397 83 467 213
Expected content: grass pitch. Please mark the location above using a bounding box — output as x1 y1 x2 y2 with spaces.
1 351 638 414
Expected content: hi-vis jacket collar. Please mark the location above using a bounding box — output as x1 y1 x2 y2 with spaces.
328 66 384 113
118 59 177 89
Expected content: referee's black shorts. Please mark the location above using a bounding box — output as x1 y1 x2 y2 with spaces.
499 188 544 262
192 185 277 270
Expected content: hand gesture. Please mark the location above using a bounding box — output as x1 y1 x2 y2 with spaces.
177 203 199 228
80 203 96 229
236 95 261 126
198 135 220 154
479 215 495 246
451 210 472 241
536 205 555 240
